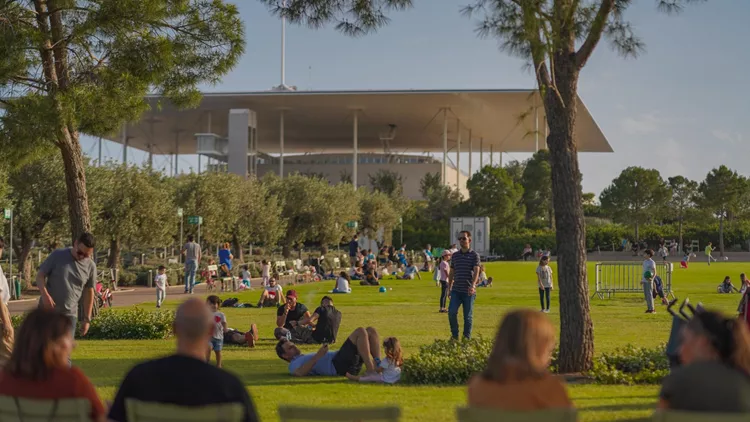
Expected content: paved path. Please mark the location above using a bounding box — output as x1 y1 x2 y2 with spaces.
8 283 216 315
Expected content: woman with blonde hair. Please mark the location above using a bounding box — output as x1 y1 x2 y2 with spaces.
468 309 571 410
659 310 750 412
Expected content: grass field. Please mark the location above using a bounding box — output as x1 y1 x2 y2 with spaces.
74 260 749 421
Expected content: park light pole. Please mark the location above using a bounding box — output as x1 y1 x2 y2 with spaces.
399 217 403 246
177 208 184 263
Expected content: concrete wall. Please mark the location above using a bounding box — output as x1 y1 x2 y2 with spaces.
255 162 469 200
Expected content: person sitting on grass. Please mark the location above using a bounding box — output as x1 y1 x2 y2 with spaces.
718 276 740 294
468 309 571 411
108 298 259 422
274 290 311 340
478 265 493 287
206 295 227 368
399 260 422 280
224 323 259 348
276 326 382 377
334 272 352 293
659 310 750 413
360 260 380 286
240 265 252 289
296 296 342 344
346 337 402 384
397 248 408 270
350 264 364 281
0 308 106 422
257 275 284 308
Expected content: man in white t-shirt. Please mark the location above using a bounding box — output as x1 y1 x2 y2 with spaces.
257 277 284 308
154 265 168 308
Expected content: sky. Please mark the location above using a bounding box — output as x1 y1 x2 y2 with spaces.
81 0 750 196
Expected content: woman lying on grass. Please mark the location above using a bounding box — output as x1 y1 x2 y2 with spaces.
468 309 571 411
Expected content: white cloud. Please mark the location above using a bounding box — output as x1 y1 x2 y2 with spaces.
711 129 743 144
620 113 661 135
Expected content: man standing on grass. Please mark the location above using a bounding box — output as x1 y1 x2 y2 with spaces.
182 234 201 294
448 231 481 340
349 234 360 269
705 242 716 266
36 232 97 340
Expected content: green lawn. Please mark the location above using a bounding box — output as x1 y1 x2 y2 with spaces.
74 260 748 421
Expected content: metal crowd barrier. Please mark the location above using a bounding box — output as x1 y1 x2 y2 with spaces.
594 261 674 299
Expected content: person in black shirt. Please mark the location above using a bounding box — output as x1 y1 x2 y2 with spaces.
299 296 342 344
108 298 258 422
275 290 311 340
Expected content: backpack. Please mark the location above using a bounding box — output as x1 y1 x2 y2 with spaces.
221 298 239 308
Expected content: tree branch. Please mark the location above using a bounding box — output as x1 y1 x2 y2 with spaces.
574 0 615 68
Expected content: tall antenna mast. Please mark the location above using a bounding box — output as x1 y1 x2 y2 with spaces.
281 0 286 87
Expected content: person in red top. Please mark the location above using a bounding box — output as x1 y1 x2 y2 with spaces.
0 308 105 421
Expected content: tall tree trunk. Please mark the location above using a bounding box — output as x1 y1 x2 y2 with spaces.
232 233 244 262
678 216 684 254
719 214 725 256
17 238 34 286
635 222 640 244
544 58 594 373
59 131 92 242
107 238 120 269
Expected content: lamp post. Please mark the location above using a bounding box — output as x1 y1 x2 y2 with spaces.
399 217 403 246
177 208 184 264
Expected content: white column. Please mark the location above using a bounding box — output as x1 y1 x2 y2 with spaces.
500 151 503 167
97 137 102 166
174 133 179 175
279 111 285 179
490 144 494 167
148 144 153 169
353 110 358 191
535 105 539 152
442 109 447 185
456 119 461 189
121 125 128 165
479 138 483 168
468 130 472 177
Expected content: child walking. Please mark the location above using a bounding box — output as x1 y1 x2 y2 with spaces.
438 251 451 313
154 265 168 308
346 337 402 384
536 256 553 313
206 295 227 368
261 259 271 287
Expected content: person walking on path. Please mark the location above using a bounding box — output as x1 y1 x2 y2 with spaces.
705 242 717 266
36 233 97 343
182 235 202 294
448 231 481 340
642 249 657 314
348 235 360 269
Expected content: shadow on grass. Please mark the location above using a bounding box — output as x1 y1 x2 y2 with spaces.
75 358 356 389
581 402 655 412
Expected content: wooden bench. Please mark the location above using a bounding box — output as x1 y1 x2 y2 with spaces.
207 264 236 292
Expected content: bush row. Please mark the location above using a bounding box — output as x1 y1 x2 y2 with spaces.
402 338 666 386
12 307 175 340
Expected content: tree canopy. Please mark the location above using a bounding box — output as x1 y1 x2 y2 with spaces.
697 166 747 255
466 165 524 234
600 167 670 240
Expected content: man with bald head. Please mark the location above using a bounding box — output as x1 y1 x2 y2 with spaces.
108 298 258 422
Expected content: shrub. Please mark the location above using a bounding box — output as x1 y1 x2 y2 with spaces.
10 307 174 340
402 338 493 385
588 344 668 385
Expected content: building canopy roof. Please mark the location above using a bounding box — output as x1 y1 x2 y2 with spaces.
111 89 612 155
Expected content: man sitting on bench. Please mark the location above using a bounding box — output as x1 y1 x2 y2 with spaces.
276 326 382 377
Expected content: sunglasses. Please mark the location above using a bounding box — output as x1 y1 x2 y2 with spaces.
459 237 469 241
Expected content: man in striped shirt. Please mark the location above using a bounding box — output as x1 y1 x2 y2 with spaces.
448 231 481 340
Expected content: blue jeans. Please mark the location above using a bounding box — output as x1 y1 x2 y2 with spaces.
448 290 475 340
184 259 197 293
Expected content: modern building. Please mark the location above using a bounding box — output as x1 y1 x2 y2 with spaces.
100 89 612 197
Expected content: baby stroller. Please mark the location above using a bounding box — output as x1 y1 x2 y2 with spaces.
95 281 113 309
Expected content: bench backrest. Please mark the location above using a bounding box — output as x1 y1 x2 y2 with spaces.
456 407 577 422
207 265 218 271
652 410 750 422
275 261 287 272
278 405 400 422
333 258 341 268
0 396 91 422
126 399 245 422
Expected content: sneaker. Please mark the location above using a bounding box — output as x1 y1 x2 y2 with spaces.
544 309 550 313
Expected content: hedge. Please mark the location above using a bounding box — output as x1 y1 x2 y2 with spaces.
402 338 666 386
12 307 175 340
